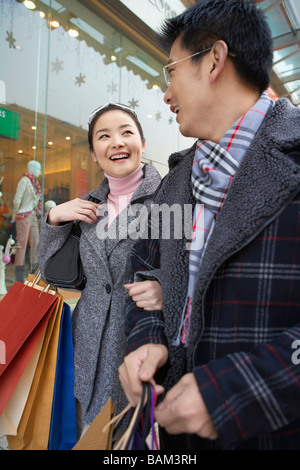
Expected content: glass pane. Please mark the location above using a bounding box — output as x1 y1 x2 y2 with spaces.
0 0 193 292
0 0 52 290
259 0 300 107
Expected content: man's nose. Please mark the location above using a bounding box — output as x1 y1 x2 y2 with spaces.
164 86 171 104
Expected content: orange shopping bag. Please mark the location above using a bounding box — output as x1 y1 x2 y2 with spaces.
73 398 116 451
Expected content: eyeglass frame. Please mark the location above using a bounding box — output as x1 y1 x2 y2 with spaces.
162 46 237 87
88 102 137 126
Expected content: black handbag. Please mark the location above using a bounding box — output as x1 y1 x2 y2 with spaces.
43 195 99 290
43 222 86 290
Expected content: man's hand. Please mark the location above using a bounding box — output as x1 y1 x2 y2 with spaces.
118 344 168 406
155 373 217 440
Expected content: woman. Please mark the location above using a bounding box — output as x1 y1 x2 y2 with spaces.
37 103 162 437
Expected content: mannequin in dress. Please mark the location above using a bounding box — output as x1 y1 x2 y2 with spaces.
13 160 41 282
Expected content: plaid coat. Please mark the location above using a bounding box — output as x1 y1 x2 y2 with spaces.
125 98 300 450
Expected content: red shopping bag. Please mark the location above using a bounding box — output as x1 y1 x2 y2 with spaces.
0 280 58 415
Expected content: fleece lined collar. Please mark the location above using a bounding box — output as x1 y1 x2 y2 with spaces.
168 98 300 172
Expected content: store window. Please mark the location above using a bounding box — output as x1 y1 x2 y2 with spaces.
0 0 191 291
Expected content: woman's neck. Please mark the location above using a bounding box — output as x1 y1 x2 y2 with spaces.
105 165 143 197
104 165 144 225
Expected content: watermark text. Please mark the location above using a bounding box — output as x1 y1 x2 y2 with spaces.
95 201 205 251
291 340 300 365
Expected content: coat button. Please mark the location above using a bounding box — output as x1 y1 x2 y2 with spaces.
105 284 111 294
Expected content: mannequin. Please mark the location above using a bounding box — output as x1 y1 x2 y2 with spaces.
13 160 41 282
44 199 56 213
0 183 15 295
0 235 15 295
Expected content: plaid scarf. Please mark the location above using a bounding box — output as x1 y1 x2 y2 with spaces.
176 92 274 346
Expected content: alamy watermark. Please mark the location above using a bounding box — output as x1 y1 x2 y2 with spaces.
95 200 205 251
291 340 300 365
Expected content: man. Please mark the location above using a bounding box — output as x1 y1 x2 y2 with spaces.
119 0 300 450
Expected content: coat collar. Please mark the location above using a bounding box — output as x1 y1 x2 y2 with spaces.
87 163 161 204
89 163 161 256
106 163 161 254
168 141 197 172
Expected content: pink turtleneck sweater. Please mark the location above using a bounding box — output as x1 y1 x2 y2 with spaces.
105 165 144 226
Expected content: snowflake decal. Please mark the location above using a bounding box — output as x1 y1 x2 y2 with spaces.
6 31 16 49
128 98 139 109
51 58 64 74
75 73 86 87
107 83 118 93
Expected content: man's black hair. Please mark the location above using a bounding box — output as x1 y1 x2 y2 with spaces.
159 0 273 93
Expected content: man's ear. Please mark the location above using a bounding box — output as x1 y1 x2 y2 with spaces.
209 40 229 84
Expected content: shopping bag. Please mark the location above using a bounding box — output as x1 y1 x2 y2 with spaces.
72 398 116 450
0 330 46 436
7 293 64 450
112 382 159 450
48 302 77 450
0 280 58 416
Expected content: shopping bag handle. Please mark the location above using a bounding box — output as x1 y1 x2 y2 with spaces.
104 382 159 451
23 269 57 296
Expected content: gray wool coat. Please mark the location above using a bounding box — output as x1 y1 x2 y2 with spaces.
37 163 161 424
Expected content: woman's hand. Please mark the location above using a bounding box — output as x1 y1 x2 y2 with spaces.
47 198 100 226
124 280 163 310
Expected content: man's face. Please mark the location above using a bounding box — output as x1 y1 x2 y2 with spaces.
164 36 212 140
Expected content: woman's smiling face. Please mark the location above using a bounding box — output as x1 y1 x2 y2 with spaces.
91 110 145 178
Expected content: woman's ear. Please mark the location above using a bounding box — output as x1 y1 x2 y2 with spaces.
91 150 97 162
209 40 229 84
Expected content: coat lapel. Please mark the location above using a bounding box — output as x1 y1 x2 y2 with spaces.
81 181 111 271
104 164 161 256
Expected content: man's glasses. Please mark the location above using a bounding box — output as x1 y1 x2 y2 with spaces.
88 102 137 126
163 47 236 87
